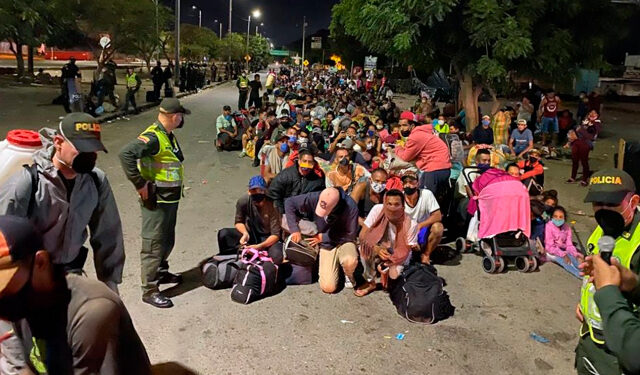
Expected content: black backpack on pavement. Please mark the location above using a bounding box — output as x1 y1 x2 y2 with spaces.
230 248 278 304
389 263 455 324
201 254 242 290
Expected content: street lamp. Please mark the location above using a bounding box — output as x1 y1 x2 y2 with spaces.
228 0 232 34
214 19 222 39
256 22 264 36
191 5 202 28
246 9 261 69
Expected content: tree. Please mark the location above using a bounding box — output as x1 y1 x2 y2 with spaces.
179 24 218 61
248 35 272 70
0 0 78 79
332 0 624 130
215 33 245 62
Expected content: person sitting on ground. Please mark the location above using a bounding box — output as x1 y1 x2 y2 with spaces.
564 129 591 186
0 216 151 375
350 168 388 226
326 146 370 194
267 149 325 215
239 120 256 158
541 191 558 221
542 206 582 278
34 68 52 84
471 115 494 146
263 129 290 183
434 115 450 134
506 162 521 178
356 190 419 296
394 115 452 194
216 105 239 151
509 119 534 159
217 176 283 264
401 172 444 264
517 149 545 195
284 187 359 293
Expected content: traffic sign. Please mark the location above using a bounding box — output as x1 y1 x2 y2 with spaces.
244 54 252 62
303 60 309 67
99 36 111 49
364 55 378 71
270 49 290 57
311 37 322 50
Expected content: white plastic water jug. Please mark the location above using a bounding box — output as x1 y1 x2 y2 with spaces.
0 130 43 187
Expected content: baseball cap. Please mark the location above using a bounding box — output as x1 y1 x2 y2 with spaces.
0 216 43 295
248 175 267 191
584 169 636 204
401 171 418 183
59 112 107 153
315 188 340 217
338 138 354 150
273 128 288 142
400 111 416 122
159 98 191 115
517 118 527 125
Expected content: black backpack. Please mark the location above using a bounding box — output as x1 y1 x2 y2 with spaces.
230 248 278 304
201 254 242 290
389 263 455 324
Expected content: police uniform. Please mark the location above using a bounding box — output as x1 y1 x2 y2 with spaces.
119 98 189 308
576 169 640 375
122 70 142 114
237 74 249 110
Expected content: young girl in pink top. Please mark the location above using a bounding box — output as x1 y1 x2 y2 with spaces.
543 206 583 278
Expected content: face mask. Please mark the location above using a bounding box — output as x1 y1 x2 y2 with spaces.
339 157 350 167
298 137 308 145
279 143 289 153
544 204 555 215
225 115 232 121
552 218 565 227
438 120 444 125
371 181 386 194
385 205 405 221
252 193 266 202
376 124 384 130
529 157 538 164
482 120 490 126
288 135 297 144
276 99 283 105
404 187 418 196
367 130 375 137
72 152 97 174
477 163 490 171
595 209 626 238
300 167 312 175
345 135 352 140
178 117 184 129
366 143 373 150
401 130 411 137
0 266 32 321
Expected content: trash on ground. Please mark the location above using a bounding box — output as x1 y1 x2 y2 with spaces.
340 320 354 324
396 333 405 340
530 332 550 343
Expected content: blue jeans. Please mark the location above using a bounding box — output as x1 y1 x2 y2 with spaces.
547 253 581 278
541 116 559 133
419 168 451 195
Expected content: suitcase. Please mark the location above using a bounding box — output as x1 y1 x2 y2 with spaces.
284 263 313 285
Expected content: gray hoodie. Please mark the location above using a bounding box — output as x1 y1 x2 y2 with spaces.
0 128 124 289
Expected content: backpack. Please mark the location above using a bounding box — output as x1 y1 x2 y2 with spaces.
23 164 100 216
201 254 242 290
388 263 455 324
283 234 318 267
230 248 278 304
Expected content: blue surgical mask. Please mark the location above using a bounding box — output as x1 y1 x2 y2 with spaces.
367 130 375 137
482 120 490 126
552 218 565 227
288 135 297 144
225 115 232 121
477 163 490 171
280 143 289 153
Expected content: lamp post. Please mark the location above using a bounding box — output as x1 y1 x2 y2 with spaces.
228 0 232 34
191 5 201 28
256 22 263 36
215 19 222 39
301 16 307 75
174 0 180 86
246 9 261 70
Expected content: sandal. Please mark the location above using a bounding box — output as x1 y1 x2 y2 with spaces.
579 180 588 187
354 282 376 297
565 178 576 183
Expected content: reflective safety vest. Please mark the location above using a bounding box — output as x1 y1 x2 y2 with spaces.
126 73 138 89
137 123 184 203
435 123 450 134
580 215 640 344
238 76 249 89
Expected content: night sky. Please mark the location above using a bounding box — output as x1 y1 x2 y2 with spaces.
161 0 340 47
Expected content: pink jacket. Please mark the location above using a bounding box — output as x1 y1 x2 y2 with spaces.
544 221 579 258
395 126 451 172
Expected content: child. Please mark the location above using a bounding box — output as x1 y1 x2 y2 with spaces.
543 206 583 278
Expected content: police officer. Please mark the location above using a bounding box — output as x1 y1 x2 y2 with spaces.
237 71 249 110
122 67 142 114
575 169 640 375
119 98 190 308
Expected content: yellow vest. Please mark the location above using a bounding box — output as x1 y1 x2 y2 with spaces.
126 72 138 88
137 124 184 203
238 76 248 89
580 215 640 344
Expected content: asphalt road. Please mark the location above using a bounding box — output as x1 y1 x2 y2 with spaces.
4 79 628 374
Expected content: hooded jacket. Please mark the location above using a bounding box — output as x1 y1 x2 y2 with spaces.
395 126 451 172
0 128 124 289
267 162 325 214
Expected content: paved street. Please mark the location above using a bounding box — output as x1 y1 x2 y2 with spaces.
2 76 640 374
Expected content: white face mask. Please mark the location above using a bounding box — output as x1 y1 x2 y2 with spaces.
366 143 373 150
376 124 384 130
353 144 362 153
371 181 386 194
276 99 283 105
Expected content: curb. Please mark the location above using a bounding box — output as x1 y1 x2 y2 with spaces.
97 81 228 124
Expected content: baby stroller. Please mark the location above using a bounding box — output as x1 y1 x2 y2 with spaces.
457 168 537 273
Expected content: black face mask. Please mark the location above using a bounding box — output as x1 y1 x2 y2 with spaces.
529 157 538 164
339 157 350 167
544 204 555 215
0 268 32 322
401 130 411 137
404 187 418 196
595 209 626 238
252 193 266 203
178 117 185 128
72 152 97 174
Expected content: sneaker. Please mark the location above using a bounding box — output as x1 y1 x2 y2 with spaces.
344 277 355 289
238 151 246 158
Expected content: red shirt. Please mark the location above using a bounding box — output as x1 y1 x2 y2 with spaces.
542 97 558 118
